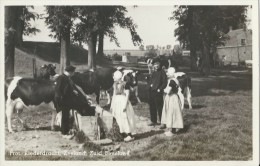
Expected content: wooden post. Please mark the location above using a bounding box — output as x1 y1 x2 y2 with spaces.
32 46 37 78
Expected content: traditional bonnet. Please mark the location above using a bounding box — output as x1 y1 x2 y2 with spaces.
167 67 176 77
113 70 123 80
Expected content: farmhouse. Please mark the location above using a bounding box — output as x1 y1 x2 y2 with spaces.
216 28 252 66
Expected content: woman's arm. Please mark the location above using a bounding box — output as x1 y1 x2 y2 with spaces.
123 89 130 112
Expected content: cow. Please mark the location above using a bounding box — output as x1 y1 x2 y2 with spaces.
34 64 58 80
146 58 154 74
5 76 95 133
122 69 141 103
154 56 179 70
145 71 192 109
146 56 178 75
5 77 57 133
70 67 116 105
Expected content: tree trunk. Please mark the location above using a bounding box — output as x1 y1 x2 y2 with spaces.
15 7 24 47
201 39 211 76
97 32 104 57
5 6 21 78
87 32 97 69
59 30 70 74
190 48 197 70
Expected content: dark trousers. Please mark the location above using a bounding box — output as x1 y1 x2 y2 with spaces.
61 107 70 135
149 89 164 124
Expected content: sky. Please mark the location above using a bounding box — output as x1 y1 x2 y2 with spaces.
23 6 252 50
23 6 178 50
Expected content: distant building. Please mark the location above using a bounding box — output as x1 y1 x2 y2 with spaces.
182 50 190 56
216 28 252 66
104 50 146 57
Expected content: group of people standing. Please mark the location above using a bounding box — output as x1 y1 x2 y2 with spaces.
147 61 184 136
110 60 185 141
58 61 184 141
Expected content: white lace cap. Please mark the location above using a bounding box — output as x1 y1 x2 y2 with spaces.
167 67 176 76
113 70 123 80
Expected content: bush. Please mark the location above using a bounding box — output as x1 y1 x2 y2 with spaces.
111 53 122 61
138 56 147 62
144 49 157 60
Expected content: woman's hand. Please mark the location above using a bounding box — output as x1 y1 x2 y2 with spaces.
123 106 127 112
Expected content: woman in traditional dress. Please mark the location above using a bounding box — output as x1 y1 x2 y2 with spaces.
110 71 136 142
160 67 184 137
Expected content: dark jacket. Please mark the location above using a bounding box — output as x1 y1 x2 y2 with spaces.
149 69 167 92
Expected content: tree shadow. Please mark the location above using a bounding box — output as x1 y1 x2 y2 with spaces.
24 126 58 131
184 104 206 109
134 130 164 140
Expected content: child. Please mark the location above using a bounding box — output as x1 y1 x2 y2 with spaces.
160 67 184 137
110 70 136 142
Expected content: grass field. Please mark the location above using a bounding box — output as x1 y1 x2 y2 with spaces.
5 46 253 161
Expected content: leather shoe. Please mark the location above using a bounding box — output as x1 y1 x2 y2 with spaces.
160 124 166 129
148 122 156 126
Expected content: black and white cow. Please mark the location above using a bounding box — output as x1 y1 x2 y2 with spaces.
146 56 178 74
5 76 95 133
122 69 141 103
146 58 154 75
5 77 57 133
146 71 192 109
34 64 57 80
71 67 116 105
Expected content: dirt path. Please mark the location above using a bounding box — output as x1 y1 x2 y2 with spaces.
5 101 167 160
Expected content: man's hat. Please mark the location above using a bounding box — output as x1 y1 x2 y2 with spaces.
65 65 76 72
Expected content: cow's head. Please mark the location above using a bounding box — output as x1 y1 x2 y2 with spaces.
47 64 57 76
122 70 139 87
41 64 56 77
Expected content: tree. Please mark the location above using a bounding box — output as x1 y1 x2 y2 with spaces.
96 6 142 58
139 45 144 51
5 6 23 78
171 6 248 75
16 6 40 47
73 6 142 69
45 6 76 74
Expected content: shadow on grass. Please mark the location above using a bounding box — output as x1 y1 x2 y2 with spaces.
134 130 164 140
184 104 206 109
23 126 57 131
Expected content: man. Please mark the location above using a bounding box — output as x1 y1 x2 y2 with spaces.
148 61 167 126
55 65 90 138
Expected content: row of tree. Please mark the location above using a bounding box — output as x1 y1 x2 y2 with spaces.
5 6 249 78
5 6 142 78
171 6 248 75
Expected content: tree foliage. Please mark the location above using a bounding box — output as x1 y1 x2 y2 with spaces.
45 6 77 39
170 6 248 74
72 6 142 47
72 6 142 68
22 6 41 36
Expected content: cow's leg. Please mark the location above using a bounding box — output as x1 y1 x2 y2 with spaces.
135 86 141 103
48 102 57 131
95 90 100 105
186 87 192 109
51 109 57 131
17 108 29 130
6 100 15 133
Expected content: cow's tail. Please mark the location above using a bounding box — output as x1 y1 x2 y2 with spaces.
185 75 192 109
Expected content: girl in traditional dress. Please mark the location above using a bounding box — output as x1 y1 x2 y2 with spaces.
110 71 136 142
160 67 184 137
